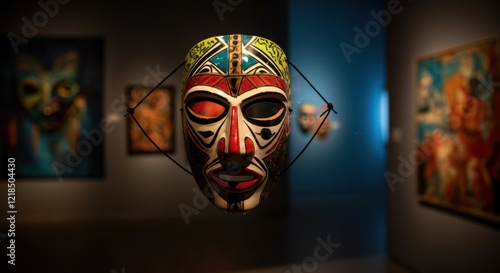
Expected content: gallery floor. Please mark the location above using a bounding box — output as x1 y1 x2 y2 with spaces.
229 256 409 273
1 192 409 273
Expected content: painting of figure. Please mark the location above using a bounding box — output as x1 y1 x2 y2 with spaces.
416 37 500 224
0 37 104 179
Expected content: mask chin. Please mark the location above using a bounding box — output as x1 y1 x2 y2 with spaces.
210 180 267 214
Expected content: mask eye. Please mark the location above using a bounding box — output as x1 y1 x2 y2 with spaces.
189 101 225 118
243 98 286 126
186 98 228 124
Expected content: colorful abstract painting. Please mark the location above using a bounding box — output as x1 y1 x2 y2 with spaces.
127 86 174 153
0 37 104 179
416 37 500 224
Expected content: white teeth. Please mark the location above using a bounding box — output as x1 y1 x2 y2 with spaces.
219 174 253 182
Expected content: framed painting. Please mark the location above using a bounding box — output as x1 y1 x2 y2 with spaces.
416 37 500 225
127 85 175 154
0 37 104 179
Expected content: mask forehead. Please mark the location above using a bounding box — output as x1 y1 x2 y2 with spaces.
182 34 290 97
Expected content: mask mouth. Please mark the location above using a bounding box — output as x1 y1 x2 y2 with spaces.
209 167 263 191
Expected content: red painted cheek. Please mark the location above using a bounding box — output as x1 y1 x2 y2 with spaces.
218 138 225 153
245 137 255 154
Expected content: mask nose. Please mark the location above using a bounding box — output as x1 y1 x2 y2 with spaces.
217 106 255 173
218 106 255 155
217 106 255 156
228 106 241 155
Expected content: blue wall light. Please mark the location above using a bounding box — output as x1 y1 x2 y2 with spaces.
380 88 389 144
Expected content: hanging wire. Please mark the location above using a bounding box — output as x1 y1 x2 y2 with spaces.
277 60 338 177
124 60 193 176
125 59 337 178
286 60 338 114
125 61 186 116
129 113 193 175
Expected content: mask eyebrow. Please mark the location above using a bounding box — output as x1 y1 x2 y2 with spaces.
183 75 289 97
184 90 230 106
184 75 231 95
241 92 287 105
239 75 288 95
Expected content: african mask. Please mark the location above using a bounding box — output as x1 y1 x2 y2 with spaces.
181 34 291 213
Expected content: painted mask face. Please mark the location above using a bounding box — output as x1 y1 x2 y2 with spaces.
182 34 291 213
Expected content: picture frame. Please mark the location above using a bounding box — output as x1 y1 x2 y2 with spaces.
415 37 500 225
0 37 104 179
127 85 175 154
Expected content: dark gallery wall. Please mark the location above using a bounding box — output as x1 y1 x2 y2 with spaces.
0 0 288 224
386 0 500 272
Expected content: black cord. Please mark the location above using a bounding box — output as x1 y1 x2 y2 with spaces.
125 59 338 179
278 109 332 177
124 61 186 117
287 60 338 114
277 60 338 177
124 61 193 176
129 110 193 176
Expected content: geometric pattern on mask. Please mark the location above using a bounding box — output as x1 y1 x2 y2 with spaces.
182 34 290 96
184 74 288 96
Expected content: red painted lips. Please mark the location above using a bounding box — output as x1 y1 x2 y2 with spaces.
209 167 262 190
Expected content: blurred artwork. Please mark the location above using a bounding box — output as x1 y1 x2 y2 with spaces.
0 37 104 178
298 103 331 139
127 86 174 153
416 37 500 224
298 103 316 133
